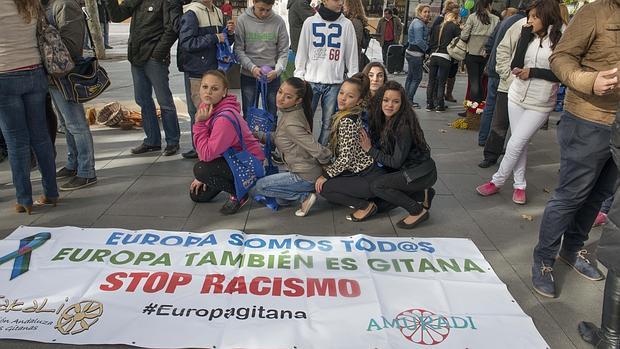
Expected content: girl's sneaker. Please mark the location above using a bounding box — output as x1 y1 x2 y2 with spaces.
220 195 249 215
295 193 317 217
593 212 608 227
476 182 500 196
512 189 526 204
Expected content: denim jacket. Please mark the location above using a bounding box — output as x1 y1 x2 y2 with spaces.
407 18 428 54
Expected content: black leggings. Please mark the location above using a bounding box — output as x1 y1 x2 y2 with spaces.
191 157 235 202
321 165 386 210
370 169 437 215
465 54 487 103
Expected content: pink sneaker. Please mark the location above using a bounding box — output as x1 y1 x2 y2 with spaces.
476 182 500 196
512 189 526 204
593 212 608 227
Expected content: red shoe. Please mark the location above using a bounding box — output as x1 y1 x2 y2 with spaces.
512 189 526 204
476 182 500 196
593 212 608 227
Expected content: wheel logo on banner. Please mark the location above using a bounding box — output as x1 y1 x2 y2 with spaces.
55 301 104 335
396 308 451 345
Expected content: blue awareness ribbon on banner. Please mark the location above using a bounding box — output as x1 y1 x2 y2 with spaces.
0 232 51 280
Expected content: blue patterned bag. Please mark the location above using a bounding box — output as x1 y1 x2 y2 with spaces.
210 111 265 199
217 27 237 72
246 78 275 135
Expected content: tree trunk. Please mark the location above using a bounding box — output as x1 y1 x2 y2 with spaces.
84 0 106 59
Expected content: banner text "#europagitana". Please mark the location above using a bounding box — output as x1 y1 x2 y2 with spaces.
48 232 486 298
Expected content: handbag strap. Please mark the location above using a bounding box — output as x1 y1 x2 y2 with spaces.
208 109 248 151
253 77 269 110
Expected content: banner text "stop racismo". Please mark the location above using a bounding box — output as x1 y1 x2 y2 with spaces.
99 272 361 297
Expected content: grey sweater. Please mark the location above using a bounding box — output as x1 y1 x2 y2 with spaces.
234 7 289 76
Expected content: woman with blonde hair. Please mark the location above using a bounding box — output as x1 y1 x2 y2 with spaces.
405 4 431 108
0 0 59 214
344 0 368 71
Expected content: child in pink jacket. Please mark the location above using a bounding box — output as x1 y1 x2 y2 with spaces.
190 70 265 215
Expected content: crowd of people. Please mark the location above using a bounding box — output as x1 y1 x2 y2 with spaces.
1 0 620 345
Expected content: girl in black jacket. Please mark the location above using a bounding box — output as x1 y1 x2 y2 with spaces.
426 12 461 111
361 81 438 229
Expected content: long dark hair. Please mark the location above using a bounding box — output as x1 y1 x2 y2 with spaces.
475 0 492 25
362 62 388 110
528 0 563 50
14 0 41 23
283 77 314 131
369 81 428 155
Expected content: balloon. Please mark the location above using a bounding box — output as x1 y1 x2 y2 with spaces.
260 65 273 75
459 7 469 17
464 0 474 10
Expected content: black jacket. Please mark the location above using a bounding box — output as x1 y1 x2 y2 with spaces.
368 128 436 183
106 0 178 66
598 107 620 273
428 21 460 56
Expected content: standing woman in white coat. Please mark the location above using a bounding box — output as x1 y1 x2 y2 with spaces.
476 0 564 204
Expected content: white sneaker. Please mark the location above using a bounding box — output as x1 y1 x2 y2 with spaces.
295 193 317 217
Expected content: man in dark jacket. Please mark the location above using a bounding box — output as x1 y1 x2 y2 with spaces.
578 106 620 348
106 0 181 156
46 0 98 191
477 6 527 168
177 0 234 159
287 0 314 54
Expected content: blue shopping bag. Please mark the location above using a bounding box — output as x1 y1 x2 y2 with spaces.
217 27 237 72
209 111 265 199
246 78 275 135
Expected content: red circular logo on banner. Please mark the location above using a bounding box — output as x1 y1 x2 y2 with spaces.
396 308 451 345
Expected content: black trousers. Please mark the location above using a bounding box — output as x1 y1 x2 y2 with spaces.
426 56 452 107
370 168 437 215
448 61 459 79
321 165 386 210
465 54 487 103
382 40 394 65
483 91 509 162
191 157 235 202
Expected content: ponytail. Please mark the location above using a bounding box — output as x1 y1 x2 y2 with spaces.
283 77 315 131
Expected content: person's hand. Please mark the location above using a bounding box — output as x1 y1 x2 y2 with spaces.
190 179 207 195
226 20 235 33
516 67 530 80
195 104 213 122
266 70 278 82
216 33 226 43
593 68 619 96
359 129 371 152
315 176 327 194
251 66 262 80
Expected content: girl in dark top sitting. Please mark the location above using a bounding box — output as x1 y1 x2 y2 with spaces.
361 81 438 229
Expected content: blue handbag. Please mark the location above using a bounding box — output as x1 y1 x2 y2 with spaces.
209 111 265 199
217 27 237 72
246 78 279 175
246 78 275 134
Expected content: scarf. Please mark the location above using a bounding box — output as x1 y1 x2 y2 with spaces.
328 105 364 154
318 4 341 22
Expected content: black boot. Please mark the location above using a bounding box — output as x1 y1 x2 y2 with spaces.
445 77 457 103
579 271 620 348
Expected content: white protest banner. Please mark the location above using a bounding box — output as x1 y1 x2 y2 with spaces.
0 226 548 348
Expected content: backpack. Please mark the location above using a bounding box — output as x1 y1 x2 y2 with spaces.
361 26 371 50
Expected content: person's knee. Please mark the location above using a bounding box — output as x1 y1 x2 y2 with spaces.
370 179 386 196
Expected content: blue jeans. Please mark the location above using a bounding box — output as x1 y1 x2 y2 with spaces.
478 77 500 145
310 82 340 145
0 67 58 206
253 172 315 203
184 73 198 150
533 112 618 264
49 87 96 178
131 59 180 147
405 54 423 103
240 74 279 121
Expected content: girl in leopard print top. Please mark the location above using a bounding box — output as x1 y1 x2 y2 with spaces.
315 73 386 221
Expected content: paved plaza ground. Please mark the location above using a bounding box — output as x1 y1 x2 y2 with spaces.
0 24 607 348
